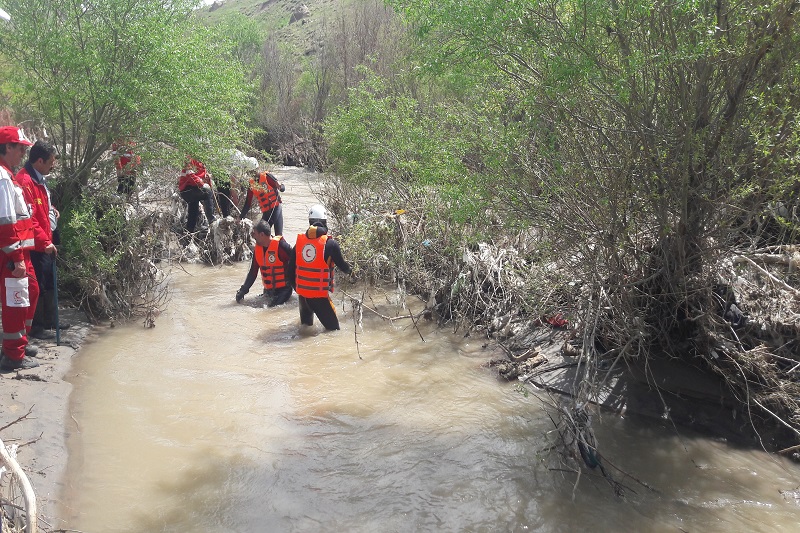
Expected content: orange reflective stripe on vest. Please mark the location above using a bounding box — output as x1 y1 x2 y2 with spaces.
295 233 333 298
255 237 287 290
251 172 280 212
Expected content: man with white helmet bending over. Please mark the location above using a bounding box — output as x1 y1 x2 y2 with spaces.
293 204 354 331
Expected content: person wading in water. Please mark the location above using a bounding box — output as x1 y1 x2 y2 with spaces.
240 169 285 235
235 219 294 307
292 204 355 331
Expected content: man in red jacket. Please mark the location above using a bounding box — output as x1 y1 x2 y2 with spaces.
0 126 39 370
15 140 66 339
178 158 216 232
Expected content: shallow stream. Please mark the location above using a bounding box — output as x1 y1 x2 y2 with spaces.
58 168 800 532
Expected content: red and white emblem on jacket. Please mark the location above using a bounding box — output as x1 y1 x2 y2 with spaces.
302 243 316 262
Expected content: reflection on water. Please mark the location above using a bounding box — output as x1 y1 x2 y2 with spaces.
60 264 800 532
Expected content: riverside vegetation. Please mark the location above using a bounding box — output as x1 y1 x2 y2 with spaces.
1 0 798 496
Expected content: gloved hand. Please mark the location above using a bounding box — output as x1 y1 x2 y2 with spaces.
235 288 247 303
279 183 286 192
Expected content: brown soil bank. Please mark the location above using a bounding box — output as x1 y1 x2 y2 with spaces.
483 286 799 455
0 305 95 528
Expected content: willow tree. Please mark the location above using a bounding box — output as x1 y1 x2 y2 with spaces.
0 0 252 208
0 0 254 321
385 0 800 349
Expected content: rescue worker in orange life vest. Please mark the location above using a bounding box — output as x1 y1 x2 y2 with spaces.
293 204 355 331
240 170 285 235
235 219 294 307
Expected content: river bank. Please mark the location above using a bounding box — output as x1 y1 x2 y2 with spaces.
0 304 96 529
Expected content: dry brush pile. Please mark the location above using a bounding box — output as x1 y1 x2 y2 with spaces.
325 174 800 452
58 171 253 327
323 177 579 355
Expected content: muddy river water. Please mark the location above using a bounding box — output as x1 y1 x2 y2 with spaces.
58 169 800 532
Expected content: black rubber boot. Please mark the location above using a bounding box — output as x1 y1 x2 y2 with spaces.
29 326 55 340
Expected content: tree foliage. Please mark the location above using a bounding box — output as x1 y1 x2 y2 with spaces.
251 0 407 167
339 0 800 445
325 71 514 229
383 0 800 343
0 0 253 207
0 0 256 321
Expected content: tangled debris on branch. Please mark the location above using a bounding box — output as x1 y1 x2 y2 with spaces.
60 180 253 327
326 173 800 466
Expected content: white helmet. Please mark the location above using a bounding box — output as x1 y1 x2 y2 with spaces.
308 204 327 220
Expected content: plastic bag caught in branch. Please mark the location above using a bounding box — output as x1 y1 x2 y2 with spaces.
230 149 258 171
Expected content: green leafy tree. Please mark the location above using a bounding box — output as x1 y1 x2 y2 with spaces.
376 0 800 442
0 0 256 320
388 0 800 344
0 0 252 207
325 72 503 226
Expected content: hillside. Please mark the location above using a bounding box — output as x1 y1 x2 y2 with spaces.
199 0 354 55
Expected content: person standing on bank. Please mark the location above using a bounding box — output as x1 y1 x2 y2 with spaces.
0 126 39 370
240 169 285 235
178 157 216 232
15 140 70 339
293 204 355 331
235 219 294 307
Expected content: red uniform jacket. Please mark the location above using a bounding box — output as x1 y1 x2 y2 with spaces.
179 159 209 191
112 141 141 173
0 161 30 261
14 162 53 251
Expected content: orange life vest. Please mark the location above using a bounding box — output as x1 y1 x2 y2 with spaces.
250 172 280 213
295 232 333 298
255 236 287 290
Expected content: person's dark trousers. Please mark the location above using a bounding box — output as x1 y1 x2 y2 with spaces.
264 285 292 307
180 186 215 231
117 172 136 198
216 184 234 217
30 251 53 292
260 204 284 235
30 251 53 330
29 251 69 332
298 294 340 330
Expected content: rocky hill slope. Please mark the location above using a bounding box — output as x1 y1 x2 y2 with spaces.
200 0 349 55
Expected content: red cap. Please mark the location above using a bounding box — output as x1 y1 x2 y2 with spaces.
0 126 33 146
